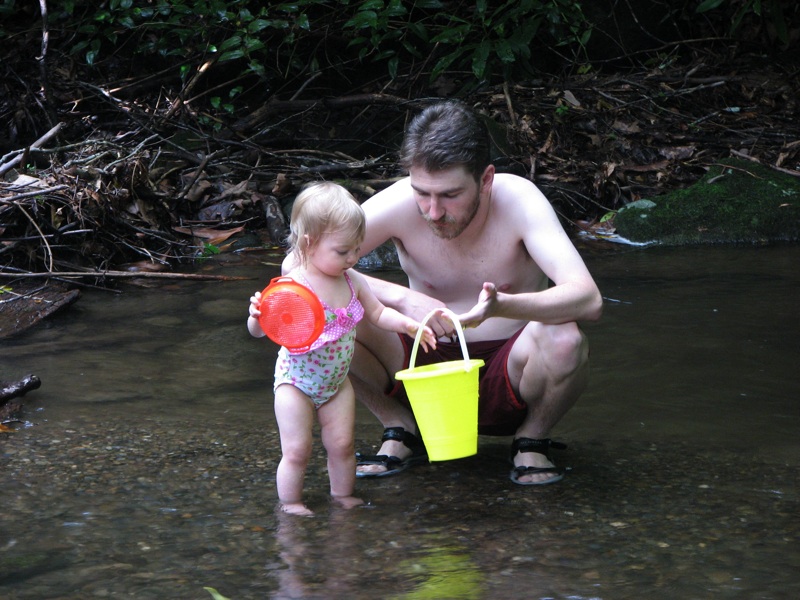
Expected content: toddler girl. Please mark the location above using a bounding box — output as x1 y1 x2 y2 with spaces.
247 182 435 515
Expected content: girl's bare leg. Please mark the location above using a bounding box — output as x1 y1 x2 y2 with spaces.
274 384 316 515
317 378 363 509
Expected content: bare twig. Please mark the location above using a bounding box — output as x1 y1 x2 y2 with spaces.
0 122 64 176
13 202 54 271
729 149 800 178
0 185 69 203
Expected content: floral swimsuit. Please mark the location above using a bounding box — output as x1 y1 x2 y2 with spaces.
273 272 365 407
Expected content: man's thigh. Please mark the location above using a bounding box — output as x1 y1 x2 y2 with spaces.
350 320 405 391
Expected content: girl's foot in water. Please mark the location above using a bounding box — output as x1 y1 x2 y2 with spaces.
281 502 314 516
331 494 364 509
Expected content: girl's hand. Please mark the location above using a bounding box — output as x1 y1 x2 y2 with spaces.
409 322 437 353
248 291 262 318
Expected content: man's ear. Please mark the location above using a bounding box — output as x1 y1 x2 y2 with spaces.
480 164 495 195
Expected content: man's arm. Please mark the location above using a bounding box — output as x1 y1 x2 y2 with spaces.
459 177 602 328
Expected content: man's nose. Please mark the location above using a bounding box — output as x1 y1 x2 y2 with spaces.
428 197 445 221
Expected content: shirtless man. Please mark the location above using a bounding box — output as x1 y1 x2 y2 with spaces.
354 101 602 484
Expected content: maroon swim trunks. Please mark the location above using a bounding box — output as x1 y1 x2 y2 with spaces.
389 329 527 436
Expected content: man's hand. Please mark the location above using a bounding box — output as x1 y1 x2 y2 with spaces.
401 289 451 337
457 282 498 329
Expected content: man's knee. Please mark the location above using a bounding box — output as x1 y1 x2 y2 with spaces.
551 323 588 370
521 321 588 376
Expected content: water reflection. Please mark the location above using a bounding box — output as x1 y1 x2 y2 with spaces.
273 507 485 600
388 546 483 600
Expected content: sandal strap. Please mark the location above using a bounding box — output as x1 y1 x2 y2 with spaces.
512 465 566 476
381 426 424 452
511 437 567 457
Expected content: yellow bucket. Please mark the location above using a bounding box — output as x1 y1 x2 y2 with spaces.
395 309 484 461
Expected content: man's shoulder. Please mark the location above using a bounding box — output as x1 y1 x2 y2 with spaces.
492 172 549 209
362 177 415 221
493 172 539 193
365 176 412 204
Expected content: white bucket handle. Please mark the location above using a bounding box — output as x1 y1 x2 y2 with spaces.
408 308 471 370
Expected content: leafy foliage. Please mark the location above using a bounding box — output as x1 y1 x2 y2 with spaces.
56 0 317 73
2 0 592 89
342 0 591 83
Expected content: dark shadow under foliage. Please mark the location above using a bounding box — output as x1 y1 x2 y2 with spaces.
1 0 799 280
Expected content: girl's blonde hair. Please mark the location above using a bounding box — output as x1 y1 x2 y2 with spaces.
288 182 365 265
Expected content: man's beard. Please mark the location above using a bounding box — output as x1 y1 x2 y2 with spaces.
422 195 480 240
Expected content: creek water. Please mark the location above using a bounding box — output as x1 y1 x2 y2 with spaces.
1 243 798 599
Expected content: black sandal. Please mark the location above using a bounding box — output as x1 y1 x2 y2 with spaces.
509 437 568 486
356 427 428 478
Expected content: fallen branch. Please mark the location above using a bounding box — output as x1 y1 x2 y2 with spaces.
0 270 252 281
0 122 64 176
1 375 42 405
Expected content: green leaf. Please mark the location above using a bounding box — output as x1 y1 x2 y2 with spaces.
219 49 245 62
432 47 468 79
472 40 490 79
359 0 386 10
297 13 310 31
248 19 274 33
430 22 470 44
495 39 515 64
203 587 231 600
407 22 428 42
244 38 265 52
345 10 378 29
386 0 407 18
695 0 726 13
218 36 242 51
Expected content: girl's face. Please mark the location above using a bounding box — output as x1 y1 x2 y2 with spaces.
306 229 361 277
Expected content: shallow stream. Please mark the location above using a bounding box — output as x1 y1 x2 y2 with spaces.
2 244 798 599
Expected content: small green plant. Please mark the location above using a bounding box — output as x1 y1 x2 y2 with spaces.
199 242 221 260
203 587 232 600
211 86 243 114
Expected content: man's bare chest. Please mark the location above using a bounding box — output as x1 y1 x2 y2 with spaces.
397 235 538 300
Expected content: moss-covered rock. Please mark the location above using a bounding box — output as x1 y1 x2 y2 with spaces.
614 158 800 245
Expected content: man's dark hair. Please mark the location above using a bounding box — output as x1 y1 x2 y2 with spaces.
399 100 491 182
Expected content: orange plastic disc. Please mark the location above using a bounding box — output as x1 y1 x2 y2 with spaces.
258 277 325 352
